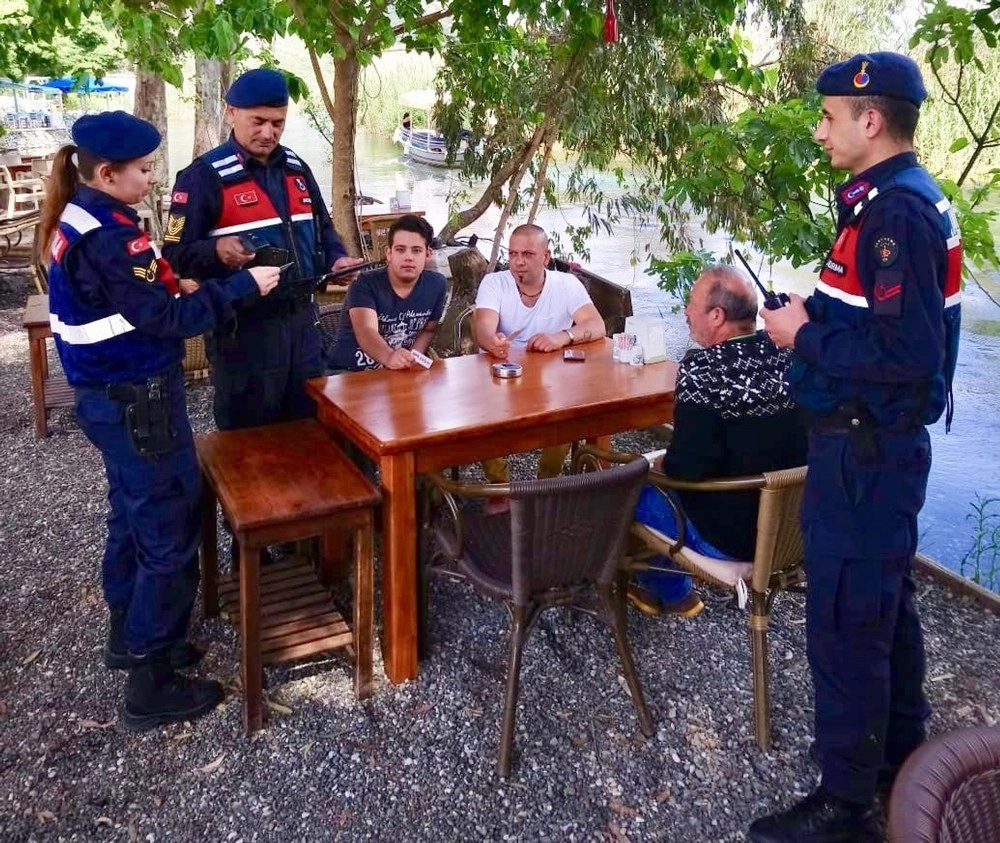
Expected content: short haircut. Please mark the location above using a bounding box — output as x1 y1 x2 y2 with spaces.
509 223 548 244
850 95 919 142
702 264 758 323
388 214 434 248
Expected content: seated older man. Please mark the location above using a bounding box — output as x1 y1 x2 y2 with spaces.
632 264 807 617
473 223 605 513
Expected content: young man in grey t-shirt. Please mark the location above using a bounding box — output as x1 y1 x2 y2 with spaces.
326 215 446 372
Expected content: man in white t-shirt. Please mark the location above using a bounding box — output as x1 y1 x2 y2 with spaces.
473 224 606 509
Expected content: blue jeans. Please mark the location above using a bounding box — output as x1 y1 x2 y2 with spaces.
633 485 733 603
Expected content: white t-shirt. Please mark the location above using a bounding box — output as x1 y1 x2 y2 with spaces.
474 269 593 346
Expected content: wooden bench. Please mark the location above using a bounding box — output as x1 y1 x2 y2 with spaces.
196 420 381 733
22 294 73 438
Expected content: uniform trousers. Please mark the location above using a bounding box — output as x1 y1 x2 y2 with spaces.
75 365 200 655
208 300 322 431
802 425 933 805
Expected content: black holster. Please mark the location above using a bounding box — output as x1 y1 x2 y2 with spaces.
837 402 879 463
107 377 175 457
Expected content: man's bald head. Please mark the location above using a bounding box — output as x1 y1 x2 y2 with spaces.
686 264 759 347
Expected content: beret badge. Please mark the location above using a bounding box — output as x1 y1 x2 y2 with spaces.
853 61 871 90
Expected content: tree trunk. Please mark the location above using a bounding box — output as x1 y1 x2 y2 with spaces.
133 67 168 236
220 59 236 144
330 38 362 256
437 144 534 244
193 57 224 158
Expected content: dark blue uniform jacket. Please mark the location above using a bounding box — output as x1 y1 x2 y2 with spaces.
47 185 258 386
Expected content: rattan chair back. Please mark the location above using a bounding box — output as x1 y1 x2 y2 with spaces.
506 459 649 604
888 726 1000 843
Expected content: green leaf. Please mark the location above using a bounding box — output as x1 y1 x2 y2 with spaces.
948 137 970 153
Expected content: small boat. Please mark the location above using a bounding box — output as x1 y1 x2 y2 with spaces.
391 89 469 168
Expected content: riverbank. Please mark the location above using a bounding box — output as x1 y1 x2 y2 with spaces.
2 267 1000 842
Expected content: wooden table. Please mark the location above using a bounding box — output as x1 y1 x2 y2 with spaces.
306 339 677 683
22 294 73 438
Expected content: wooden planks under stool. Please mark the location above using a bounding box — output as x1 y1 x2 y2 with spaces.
217 556 354 666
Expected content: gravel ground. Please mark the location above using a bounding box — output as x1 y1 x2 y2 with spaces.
2 267 999 843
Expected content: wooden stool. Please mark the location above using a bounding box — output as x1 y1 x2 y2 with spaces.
196 420 381 733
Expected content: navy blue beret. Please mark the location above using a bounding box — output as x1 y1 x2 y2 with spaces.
225 68 289 108
71 111 160 161
817 52 927 106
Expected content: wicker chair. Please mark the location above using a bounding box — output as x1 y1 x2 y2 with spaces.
421 456 655 776
318 302 344 352
573 443 807 751
888 726 1000 842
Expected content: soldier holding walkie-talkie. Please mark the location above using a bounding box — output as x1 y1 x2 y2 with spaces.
750 53 962 843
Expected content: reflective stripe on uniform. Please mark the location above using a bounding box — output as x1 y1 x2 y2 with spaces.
816 279 869 309
50 311 136 344
217 164 243 178
290 212 313 223
208 217 283 237
61 203 103 236
211 154 239 170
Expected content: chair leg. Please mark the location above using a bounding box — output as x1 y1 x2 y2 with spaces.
239 536 263 734
599 579 655 737
749 589 772 751
498 605 530 777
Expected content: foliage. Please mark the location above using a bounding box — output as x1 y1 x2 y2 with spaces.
23 0 290 84
960 495 1000 592
0 0 122 81
910 0 1000 272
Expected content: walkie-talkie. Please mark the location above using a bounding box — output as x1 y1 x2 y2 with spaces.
734 249 789 310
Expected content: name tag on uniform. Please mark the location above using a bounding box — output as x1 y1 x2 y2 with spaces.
235 190 259 206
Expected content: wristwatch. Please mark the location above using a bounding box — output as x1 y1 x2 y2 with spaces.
563 328 575 345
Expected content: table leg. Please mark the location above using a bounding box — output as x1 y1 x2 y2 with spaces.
239 536 263 734
379 451 418 683
28 334 47 439
200 477 219 617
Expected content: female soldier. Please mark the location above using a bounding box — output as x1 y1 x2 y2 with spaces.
39 111 280 731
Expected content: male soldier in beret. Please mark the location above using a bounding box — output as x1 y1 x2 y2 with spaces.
163 67 363 431
750 52 962 843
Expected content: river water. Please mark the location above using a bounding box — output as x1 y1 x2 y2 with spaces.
167 118 1000 580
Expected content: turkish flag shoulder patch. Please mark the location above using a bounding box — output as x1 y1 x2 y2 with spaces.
126 234 152 257
873 270 904 317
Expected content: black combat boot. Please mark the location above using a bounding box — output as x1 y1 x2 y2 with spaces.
103 608 204 671
121 650 223 732
747 786 881 843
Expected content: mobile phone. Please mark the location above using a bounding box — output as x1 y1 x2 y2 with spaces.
563 349 586 361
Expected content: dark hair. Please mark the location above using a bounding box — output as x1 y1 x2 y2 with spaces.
38 145 126 256
703 265 758 324
387 214 434 248
850 95 919 142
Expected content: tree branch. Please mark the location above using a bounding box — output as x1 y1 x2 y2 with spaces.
363 7 454 48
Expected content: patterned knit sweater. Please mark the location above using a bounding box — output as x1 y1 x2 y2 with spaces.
662 331 807 560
